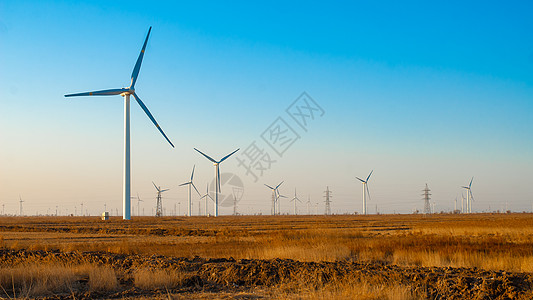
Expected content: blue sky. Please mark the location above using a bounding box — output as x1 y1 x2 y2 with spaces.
1 1 532 216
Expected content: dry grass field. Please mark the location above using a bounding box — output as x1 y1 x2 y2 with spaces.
0 213 533 299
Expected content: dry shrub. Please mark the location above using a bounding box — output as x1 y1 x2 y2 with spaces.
276 281 421 300
86 266 118 291
134 269 184 289
0 264 75 297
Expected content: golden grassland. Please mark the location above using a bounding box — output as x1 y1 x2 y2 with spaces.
2 213 533 271
0 213 533 298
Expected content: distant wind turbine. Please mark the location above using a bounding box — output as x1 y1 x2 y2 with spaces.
65 27 174 220
199 184 214 216
265 181 284 215
462 177 474 213
356 170 373 215
19 195 24 216
290 188 302 215
132 193 143 217
179 165 201 216
194 148 240 217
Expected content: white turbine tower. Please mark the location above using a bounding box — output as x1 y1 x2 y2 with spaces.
179 165 201 216
290 189 302 215
65 27 174 220
265 181 284 215
199 184 214 216
194 148 240 217
462 177 474 213
356 170 373 215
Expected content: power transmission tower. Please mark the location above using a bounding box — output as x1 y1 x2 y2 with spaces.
422 183 431 215
324 186 332 215
232 194 238 215
156 192 163 217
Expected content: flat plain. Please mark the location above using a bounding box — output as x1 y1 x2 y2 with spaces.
1 213 533 299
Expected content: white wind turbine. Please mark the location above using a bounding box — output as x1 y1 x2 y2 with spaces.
356 170 373 215
194 148 240 217
462 177 474 213
199 184 214 216
65 27 174 220
133 193 143 217
265 181 284 215
179 165 201 216
290 188 302 215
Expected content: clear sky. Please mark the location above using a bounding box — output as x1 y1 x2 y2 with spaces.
1 0 532 216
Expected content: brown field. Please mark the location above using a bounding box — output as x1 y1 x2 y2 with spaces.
0 213 533 299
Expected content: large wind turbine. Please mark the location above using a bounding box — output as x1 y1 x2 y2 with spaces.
462 177 474 213
356 170 373 215
265 181 284 215
199 184 214 216
179 165 201 216
194 148 240 217
65 27 174 220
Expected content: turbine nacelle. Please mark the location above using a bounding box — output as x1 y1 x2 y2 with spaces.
120 88 135 97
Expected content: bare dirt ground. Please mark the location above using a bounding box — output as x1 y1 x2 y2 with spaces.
0 249 532 299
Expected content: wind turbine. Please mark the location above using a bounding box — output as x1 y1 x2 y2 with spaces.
194 148 240 217
265 181 284 215
179 165 201 216
199 184 214 216
134 193 143 216
290 189 302 215
153 182 169 217
306 195 311 215
65 27 174 220
356 170 373 215
462 177 474 213
19 195 24 216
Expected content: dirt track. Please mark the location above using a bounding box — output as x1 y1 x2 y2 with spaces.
1 249 532 299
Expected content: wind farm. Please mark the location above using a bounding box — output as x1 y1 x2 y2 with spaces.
2 2 533 299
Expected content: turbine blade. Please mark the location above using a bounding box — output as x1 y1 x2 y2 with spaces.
366 170 374 182
469 177 474 188
192 182 201 196
133 93 174 148
275 181 284 189
191 165 195 181
193 148 217 163
179 182 190 186
461 186 469 189
264 184 275 190
161 189 169 192
65 88 125 97
130 26 152 88
219 148 240 163
355 177 365 183
366 184 372 203
152 181 159 191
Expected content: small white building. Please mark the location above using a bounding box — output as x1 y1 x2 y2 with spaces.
101 211 109 220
